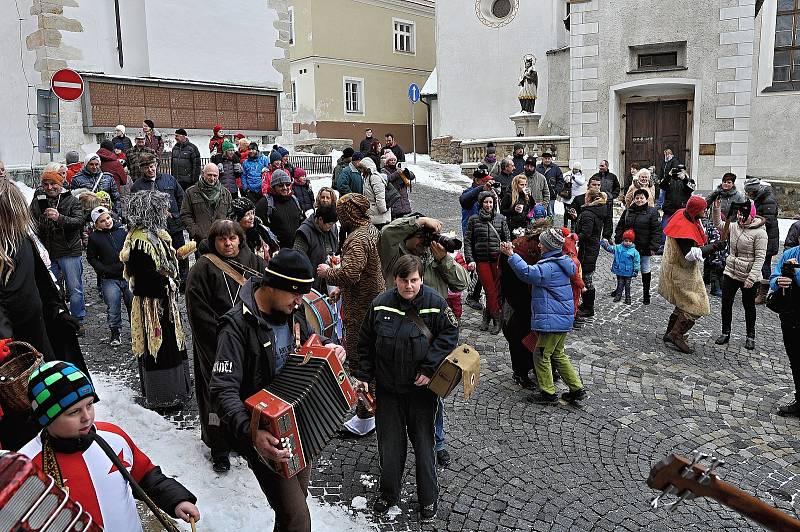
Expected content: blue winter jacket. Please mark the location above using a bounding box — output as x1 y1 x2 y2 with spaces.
459 185 482 236
241 155 270 193
508 249 576 333
770 245 800 292
601 240 640 278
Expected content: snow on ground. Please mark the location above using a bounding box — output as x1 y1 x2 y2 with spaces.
93 374 375 532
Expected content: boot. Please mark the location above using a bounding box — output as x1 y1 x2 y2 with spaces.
576 289 596 318
642 272 651 305
488 317 502 335
662 311 679 343
667 316 696 354
754 282 769 305
613 291 622 303
479 309 491 331
709 274 722 297
715 332 730 345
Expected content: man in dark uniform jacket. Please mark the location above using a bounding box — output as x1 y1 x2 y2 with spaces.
354 254 459 522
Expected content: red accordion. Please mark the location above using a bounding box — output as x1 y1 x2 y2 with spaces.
246 335 357 478
0 451 103 532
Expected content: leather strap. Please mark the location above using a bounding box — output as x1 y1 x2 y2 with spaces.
203 253 246 286
407 307 434 344
250 401 266 451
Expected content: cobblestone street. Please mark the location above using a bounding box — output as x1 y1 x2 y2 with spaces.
79 182 800 531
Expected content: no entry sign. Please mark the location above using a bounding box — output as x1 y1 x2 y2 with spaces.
51 69 84 101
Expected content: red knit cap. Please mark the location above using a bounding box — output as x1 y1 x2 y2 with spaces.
685 195 707 218
213 124 222 133
622 229 635 242
40 170 64 186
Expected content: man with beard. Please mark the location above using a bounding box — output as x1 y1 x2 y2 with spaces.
255 170 305 249
210 250 346 532
186 219 265 473
521 156 550 207
316 194 385 437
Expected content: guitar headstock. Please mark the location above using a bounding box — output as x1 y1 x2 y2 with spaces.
648 452 725 510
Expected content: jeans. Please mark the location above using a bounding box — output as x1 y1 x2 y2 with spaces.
100 278 132 330
434 397 445 452
761 253 775 282
50 255 85 323
656 189 666 209
375 386 438 506
615 276 633 299
534 332 583 395
720 275 756 338
640 255 652 274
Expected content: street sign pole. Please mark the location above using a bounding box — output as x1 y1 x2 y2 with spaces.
408 82 420 164
412 101 416 164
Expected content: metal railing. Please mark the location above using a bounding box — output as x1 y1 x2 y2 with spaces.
156 153 333 175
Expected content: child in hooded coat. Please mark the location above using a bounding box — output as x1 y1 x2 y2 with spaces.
601 229 641 304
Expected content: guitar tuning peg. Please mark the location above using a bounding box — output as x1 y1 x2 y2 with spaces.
651 484 678 509
689 451 709 467
697 457 725 486
666 490 693 512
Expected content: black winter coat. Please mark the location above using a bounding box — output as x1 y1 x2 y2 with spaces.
170 140 201 190
209 279 323 458
464 206 510 263
576 195 608 274
661 156 681 181
614 204 662 256
86 225 127 280
255 194 305 248
29 189 84 259
294 217 338 291
660 174 694 215
354 285 458 393
786 220 800 249
591 171 620 201
211 152 242 196
752 185 780 255
500 191 532 232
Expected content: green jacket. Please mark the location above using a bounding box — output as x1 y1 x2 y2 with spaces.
378 215 470 298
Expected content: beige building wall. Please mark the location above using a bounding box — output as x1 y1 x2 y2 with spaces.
288 0 434 151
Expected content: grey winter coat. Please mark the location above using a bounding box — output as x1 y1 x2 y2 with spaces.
464 192 511 263
705 185 746 219
712 203 768 284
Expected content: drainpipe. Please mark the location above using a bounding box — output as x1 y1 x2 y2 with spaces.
420 96 432 155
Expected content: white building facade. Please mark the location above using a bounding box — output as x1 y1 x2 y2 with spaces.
432 0 799 191
1 0 291 171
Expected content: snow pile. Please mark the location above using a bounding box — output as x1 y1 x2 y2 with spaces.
351 496 368 510
93 374 374 532
404 155 472 194
12 180 35 204
359 474 376 489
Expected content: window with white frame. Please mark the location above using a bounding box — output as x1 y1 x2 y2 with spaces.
344 78 363 114
288 7 295 45
393 19 415 54
291 80 297 112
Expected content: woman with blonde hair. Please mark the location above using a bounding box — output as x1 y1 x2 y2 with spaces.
315 186 338 208
500 173 533 233
624 168 656 208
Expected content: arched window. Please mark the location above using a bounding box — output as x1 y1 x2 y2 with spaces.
774 0 800 83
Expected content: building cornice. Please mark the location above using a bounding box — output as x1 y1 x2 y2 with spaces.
350 0 435 18
291 56 433 76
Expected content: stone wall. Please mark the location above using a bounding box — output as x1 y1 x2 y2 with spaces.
430 136 462 165
293 138 352 155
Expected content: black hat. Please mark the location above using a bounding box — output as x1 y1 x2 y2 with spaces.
249 141 259 150
525 155 537 165
175 128 188 136
513 143 524 151
230 196 255 221
541 152 553 158
343 147 354 158
259 249 314 294
28 361 98 428
352 151 364 161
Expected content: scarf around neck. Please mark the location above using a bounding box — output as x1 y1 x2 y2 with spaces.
197 176 222 207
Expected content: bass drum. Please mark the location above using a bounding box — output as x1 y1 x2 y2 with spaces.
301 289 336 339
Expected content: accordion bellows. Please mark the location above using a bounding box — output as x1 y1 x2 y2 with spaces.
0 452 103 531
246 335 357 478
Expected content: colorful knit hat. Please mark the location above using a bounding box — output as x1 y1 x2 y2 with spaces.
28 361 98 428
221 140 236 152
539 227 566 251
622 229 636 242
531 203 548 219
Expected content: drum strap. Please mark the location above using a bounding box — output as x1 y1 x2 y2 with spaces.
203 254 246 286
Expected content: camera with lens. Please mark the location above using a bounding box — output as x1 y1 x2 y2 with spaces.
419 227 463 252
781 261 800 279
669 164 687 178
727 200 751 220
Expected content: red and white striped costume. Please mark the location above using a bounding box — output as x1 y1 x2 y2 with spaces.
18 421 155 532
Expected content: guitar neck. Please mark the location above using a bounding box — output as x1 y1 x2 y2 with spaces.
710 478 800 531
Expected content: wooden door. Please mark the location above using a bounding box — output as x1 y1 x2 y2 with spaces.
625 100 689 173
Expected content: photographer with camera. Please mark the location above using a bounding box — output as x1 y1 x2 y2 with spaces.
659 163 695 230
378 213 469 466
770 245 800 416
710 199 767 350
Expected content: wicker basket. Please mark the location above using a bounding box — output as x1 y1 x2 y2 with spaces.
0 342 43 412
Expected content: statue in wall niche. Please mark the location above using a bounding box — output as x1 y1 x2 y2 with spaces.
518 54 538 113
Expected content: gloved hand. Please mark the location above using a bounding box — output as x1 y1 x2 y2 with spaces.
55 309 81 333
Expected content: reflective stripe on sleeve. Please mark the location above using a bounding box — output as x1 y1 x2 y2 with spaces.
374 305 405 315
